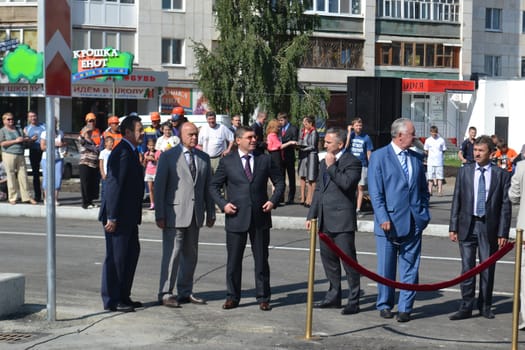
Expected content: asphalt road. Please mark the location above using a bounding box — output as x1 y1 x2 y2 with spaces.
0 217 522 349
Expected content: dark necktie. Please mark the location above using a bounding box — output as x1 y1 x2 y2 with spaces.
243 154 253 181
187 150 196 180
400 150 409 180
476 167 486 217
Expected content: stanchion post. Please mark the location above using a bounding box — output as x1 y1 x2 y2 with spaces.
304 219 320 340
512 229 523 350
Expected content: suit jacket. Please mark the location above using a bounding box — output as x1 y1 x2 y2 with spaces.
307 151 361 233
280 123 298 161
154 145 215 228
509 161 525 229
368 144 430 239
450 163 511 240
99 140 144 229
210 151 284 232
251 121 266 155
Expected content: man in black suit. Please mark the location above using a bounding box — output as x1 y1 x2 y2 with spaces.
448 135 511 320
210 126 284 311
306 128 362 315
99 115 145 313
277 112 298 204
250 111 267 155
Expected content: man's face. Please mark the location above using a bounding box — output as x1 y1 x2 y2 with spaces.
151 120 160 129
28 112 38 124
353 122 363 134
207 115 217 128
236 131 257 154
324 133 343 155
278 118 287 127
232 116 241 127
258 113 267 125
396 122 416 150
430 130 438 138
110 123 119 132
469 129 477 140
181 123 198 149
474 143 491 166
125 121 144 146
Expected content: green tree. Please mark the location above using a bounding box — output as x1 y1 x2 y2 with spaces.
193 0 329 125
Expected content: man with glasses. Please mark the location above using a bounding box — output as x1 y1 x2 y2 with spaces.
23 111 46 202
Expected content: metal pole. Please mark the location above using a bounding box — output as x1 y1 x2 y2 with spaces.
45 97 56 321
512 229 523 350
304 219 318 340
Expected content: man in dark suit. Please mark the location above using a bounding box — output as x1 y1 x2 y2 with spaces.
277 112 298 204
306 128 362 315
99 115 145 312
448 135 511 320
155 122 215 308
210 126 284 311
250 111 267 155
368 118 430 323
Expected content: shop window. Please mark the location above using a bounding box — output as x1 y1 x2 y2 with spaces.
485 8 502 31
162 38 184 65
162 0 183 11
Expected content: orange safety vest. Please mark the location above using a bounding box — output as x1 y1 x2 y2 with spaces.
102 128 123 147
80 127 101 147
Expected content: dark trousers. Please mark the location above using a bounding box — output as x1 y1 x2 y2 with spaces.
281 157 296 202
458 218 498 312
29 148 43 201
320 230 361 306
79 164 99 207
226 226 271 303
101 224 140 309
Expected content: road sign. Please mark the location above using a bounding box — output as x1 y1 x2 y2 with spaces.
44 0 71 97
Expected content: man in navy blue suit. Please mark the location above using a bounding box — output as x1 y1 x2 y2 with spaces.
99 115 145 312
368 118 430 323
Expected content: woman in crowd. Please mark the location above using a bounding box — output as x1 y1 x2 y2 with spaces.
297 115 319 207
266 119 297 169
155 121 180 152
40 118 66 205
79 116 100 209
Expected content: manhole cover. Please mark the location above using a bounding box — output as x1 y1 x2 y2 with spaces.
0 332 33 343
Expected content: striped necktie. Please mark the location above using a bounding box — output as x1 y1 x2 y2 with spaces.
400 150 409 180
476 167 486 217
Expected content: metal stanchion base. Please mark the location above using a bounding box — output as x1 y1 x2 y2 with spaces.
296 335 322 341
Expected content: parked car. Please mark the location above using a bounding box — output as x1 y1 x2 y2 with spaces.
24 134 81 179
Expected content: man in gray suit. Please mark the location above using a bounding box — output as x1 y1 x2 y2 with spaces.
306 128 362 315
155 122 216 308
449 135 511 320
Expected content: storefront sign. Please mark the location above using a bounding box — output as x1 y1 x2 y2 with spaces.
2 45 44 84
0 83 44 97
0 39 19 52
402 79 475 93
72 85 154 99
161 87 192 114
72 48 133 81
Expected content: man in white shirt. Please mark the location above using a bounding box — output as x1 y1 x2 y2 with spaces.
424 126 447 196
198 110 234 171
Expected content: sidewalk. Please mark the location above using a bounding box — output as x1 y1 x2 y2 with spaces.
2 176 517 237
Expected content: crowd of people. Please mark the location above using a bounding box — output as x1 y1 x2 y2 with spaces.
4 109 525 327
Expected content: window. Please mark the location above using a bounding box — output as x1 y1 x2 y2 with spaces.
305 0 361 15
0 29 37 50
301 38 363 69
72 29 136 53
162 0 183 10
377 0 459 23
522 11 525 33
485 8 501 31
375 42 459 69
162 39 183 65
521 57 525 77
484 55 501 76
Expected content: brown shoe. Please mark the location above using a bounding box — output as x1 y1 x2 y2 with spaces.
162 296 181 308
222 299 239 310
259 302 272 311
178 294 207 305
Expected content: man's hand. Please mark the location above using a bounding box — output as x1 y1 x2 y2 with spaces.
262 201 274 212
380 221 391 232
449 231 458 242
223 203 237 215
498 237 508 248
105 220 117 233
305 220 311 230
325 152 335 167
156 219 165 229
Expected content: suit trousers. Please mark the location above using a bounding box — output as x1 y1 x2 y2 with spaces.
226 225 271 303
29 148 43 201
3 152 32 203
158 216 200 301
79 164 100 207
375 230 421 313
281 158 296 202
101 225 140 309
458 219 498 312
320 230 360 306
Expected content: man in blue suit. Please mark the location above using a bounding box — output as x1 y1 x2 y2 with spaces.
368 118 430 323
99 115 145 312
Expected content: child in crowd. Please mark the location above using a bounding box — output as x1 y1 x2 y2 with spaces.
143 138 159 210
155 121 180 152
99 136 114 201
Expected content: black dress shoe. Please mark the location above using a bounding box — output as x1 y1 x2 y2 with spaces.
107 303 135 313
123 299 143 308
449 310 472 320
222 299 239 310
480 309 495 319
396 312 410 322
162 296 181 308
259 302 272 311
379 309 393 319
313 300 341 309
341 304 360 315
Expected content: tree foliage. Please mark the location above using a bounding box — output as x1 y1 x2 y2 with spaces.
193 0 330 125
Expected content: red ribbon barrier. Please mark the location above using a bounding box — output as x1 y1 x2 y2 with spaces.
319 232 515 292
